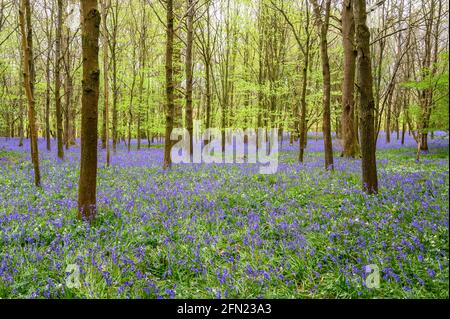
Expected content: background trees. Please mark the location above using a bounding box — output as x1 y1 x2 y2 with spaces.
0 0 448 198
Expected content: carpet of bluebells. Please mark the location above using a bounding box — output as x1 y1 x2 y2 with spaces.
0 132 448 299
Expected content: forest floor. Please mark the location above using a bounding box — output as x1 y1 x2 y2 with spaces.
0 134 448 298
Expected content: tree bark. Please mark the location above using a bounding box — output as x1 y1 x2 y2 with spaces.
341 0 359 158
18 72 24 148
44 14 52 151
111 0 118 152
299 1 311 163
64 22 74 149
385 86 393 143
185 0 194 155
19 0 41 187
137 2 147 150
101 0 110 166
128 47 137 152
163 0 174 169
78 0 100 221
311 0 334 170
204 4 212 131
55 0 64 159
354 0 378 194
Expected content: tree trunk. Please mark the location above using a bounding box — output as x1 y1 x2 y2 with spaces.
45 38 51 151
64 20 73 150
312 0 334 170
78 0 100 221
354 91 359 145
163 0 174 169
128 47 137 153
19 0 41 187
185 0 194 155
55 0 64 159
17 49 24 147
137 4 147 151
101 104 106 148
205 60 211 129
203 4 212 132
341 0 358 158
385 87 393 143
111 0 118 152
19 107 24 147
299 46 309 162
298 2 311 162
354 0 378 194
419 0 441 152
101 0 110 166
256 2 264 150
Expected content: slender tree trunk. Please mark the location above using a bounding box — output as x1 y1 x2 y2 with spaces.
204 5 212 131
354 91 359 145
45 43 51 151
299 47 309 163
256 2 264 150
172 1 183 149
146 108 151 147
17 50 24 147
55 0 64 159
64 77 71 150
65 60 74 147
163 0 174 169
101 104 106 148
401 119 406 145
19 106 24 147
128 48 137 153
354 0 378 194
102 0 110 166
137 4 146 151
341 0 358 158
385 87 393 143
19 0 41 187
70 84 78 143
111 0 118 152
395 96 400 141
312 0 334 170
205 60 211 129
78 0 100 221
64 20 73 150
419 0 441 152
419 0 435 152
137 100 141 149
185 0 194 155
18 65 24 147
297 1 311 162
